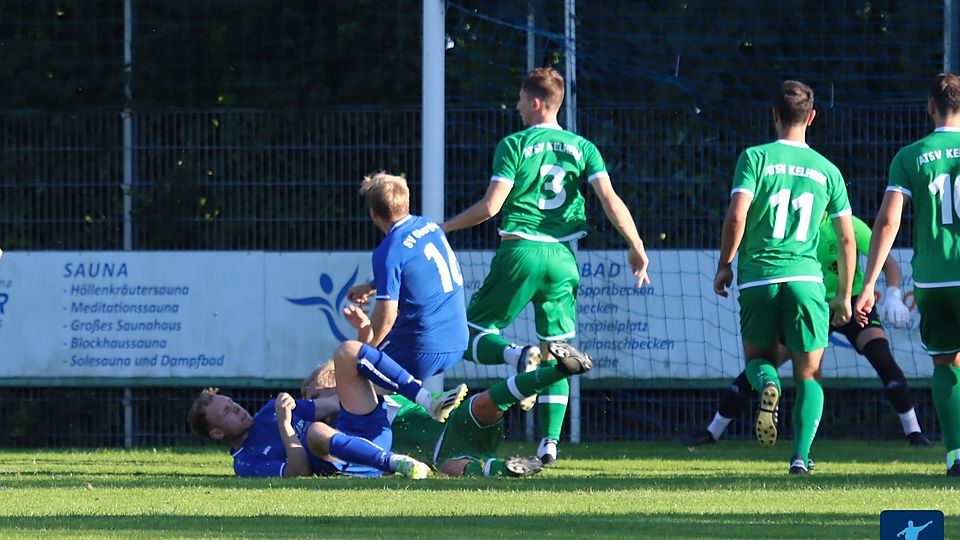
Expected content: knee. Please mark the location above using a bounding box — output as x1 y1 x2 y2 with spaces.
471 393 502 425
334 341 362 368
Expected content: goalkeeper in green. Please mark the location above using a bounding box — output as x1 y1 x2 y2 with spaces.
714 80 856 474
856 73 960 477
682 213 931 450
441 67 650 465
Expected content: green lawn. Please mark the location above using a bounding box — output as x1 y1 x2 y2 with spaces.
0 440 955 539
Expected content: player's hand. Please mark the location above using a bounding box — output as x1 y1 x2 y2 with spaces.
854 285 876 327
713 264 733 297
627 247 651 287
275 392 296 426
829 295 852 327
878 286 910 328
342 304 371 330
347 283 375 304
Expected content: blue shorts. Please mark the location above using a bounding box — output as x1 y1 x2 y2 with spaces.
375 343 462 381
305 400 393 478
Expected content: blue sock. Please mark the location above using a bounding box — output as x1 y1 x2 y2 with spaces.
355 344 423 401
328 432 392 472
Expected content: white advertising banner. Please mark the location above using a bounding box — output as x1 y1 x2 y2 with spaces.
0 250 931 384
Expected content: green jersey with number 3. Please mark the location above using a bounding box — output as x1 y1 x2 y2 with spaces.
888 127 960 287
731 140 852 287
491 123 607 242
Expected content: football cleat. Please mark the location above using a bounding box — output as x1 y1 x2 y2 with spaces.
393 454 431 480
504 456 545 477
680 429 717 447
428 383 468 423
537 437 558 466
517 345 541 412
548 342 593 375
948 460 960 478
906 431 932 447
789 455 810 475
755 382 780 447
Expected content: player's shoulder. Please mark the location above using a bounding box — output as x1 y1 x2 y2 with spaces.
892 130 944 162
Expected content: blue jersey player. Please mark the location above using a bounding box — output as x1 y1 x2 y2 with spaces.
187 387 431 479
337 172 469 422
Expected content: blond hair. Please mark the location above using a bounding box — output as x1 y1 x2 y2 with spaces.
360 171 409 220
522 68 565 111
186 387 220 438
301 360 337 399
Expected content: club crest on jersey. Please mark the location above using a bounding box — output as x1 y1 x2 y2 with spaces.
285 267 362 341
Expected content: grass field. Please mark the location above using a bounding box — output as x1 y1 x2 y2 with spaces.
0 440 955 539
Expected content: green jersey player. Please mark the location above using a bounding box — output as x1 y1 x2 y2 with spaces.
682 214 930 449
857 73 960 477
442 67 651 465
715 80 856 474
301 341 594 477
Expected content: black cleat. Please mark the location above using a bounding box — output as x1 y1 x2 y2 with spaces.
907 431 932 447
537 438 558 465
516 346 541 412
504 456 544 477
680 429 716 447
789 456 810 475
548 342 592 375
948 460 960 477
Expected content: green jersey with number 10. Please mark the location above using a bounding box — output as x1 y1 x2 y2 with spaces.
731 140 852 288
491 123 607 242
888 127 960 287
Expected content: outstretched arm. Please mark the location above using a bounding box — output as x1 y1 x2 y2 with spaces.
829 214 855 326
590 175 650 286
441 181 512 234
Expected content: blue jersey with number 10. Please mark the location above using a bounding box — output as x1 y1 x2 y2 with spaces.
372 215 468 354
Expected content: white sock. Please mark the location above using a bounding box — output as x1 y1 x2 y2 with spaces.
415 388 433 409
899 408 922 435
707 412 733 441
502 345 522 366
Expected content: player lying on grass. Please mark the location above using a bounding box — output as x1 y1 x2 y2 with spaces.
301 307 595 477
683 213 931 449
187 310 437 480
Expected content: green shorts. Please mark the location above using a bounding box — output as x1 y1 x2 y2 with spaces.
914 286 960 355
739 280 829 352
466 239 579 342
434 396 504 464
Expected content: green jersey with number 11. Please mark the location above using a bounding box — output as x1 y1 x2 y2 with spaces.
731 140 851 288
491 123 607 242
888 127 960 287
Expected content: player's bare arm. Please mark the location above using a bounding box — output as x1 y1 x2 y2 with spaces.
347 282 376 304
275 392 311 477
441 180 512 234
830 214 856 326
590 175 651 286
856 191 906 325
714 192 751 297
367 298 398 347
342 304 374 344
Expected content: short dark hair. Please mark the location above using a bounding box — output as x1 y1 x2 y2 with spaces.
187 387 220 438
929 73 960 116
521 68 565 110
774 80 814 126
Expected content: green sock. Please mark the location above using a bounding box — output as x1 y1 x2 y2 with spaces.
488 366 568 411
745 358 781 394
792 379 824 467
462 459 508 477
464 330 511 366
932 365 960 454
538 358 569 441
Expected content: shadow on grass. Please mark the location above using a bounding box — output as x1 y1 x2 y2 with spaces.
0 512 884 539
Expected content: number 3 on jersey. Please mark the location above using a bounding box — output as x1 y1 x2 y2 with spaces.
538 164 568 210
424 236 463 293
769 189 815 241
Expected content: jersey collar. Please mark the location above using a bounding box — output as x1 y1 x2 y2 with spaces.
388 214 414 233
775 139 810 148
529 122 563 130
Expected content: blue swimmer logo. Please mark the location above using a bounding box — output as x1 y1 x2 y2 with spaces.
286 267 362 341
